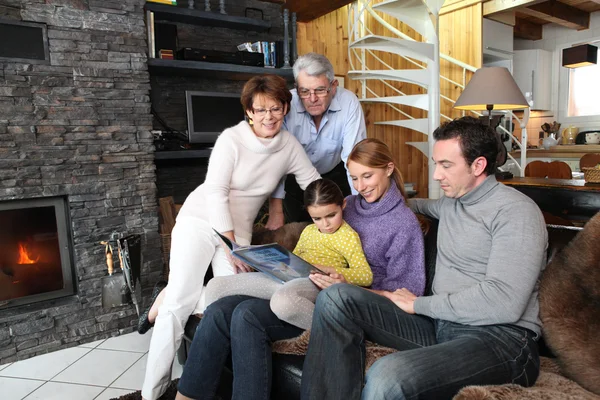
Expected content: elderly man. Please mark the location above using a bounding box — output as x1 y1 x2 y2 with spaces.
301 116 548 400
266 53 366 228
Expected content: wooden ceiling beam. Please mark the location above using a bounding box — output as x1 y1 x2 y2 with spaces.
483 0 544 16
285 0 354 22
514 16 543 40
486 11 516 26
519 0 590 30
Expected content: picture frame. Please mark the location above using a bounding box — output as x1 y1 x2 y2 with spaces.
335 75 345 89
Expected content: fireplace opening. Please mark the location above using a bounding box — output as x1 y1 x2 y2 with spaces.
0 196 75 309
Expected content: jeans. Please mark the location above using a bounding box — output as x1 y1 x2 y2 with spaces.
301 284 540 400
177 295 303 400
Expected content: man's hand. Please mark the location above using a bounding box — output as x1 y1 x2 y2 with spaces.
309 266 347 290
381 288 417 314
266 197 285 230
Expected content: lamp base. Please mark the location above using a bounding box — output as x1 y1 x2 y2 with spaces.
495 170 513 180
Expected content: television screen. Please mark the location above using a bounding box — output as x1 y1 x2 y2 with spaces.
185 91 246 144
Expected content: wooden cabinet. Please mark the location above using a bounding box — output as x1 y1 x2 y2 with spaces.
512 49 552 111
483 19 513 61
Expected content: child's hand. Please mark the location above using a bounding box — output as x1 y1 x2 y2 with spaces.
309 270 347 289
314 265 337 275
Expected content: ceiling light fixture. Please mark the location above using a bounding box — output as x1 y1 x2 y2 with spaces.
562 44 598 68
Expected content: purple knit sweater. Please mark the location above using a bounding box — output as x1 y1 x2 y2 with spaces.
343 182 426 295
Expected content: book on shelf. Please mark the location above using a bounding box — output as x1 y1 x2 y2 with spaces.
213 229 326 283
146 0 177 5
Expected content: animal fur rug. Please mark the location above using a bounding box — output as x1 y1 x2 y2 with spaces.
272 331 600 400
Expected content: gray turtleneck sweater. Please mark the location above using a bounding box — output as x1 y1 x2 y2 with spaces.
409 176 548 335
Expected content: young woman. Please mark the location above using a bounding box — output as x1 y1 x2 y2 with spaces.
204 178 373 330
140 74 320 400
173 138 425 400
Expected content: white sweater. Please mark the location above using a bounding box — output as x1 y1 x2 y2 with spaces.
177 121 321 243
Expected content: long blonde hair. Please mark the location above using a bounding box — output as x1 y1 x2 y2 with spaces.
348 138 429 234
348 138 407 199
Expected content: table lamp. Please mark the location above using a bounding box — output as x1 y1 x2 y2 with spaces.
454 67 530 179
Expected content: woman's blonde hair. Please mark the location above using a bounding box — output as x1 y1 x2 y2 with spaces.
348 138 407 199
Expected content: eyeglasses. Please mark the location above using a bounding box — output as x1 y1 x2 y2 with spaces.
251 106 284 117
297 82 334 98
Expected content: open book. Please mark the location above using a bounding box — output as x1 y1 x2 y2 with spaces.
214 229 326 283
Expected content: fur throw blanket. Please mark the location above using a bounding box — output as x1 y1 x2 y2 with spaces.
272 332 600 400
539 212 600 395
251 222 310 251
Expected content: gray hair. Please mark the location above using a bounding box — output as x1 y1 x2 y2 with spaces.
293 53 335 82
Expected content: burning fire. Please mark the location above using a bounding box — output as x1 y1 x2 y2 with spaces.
18 242 40 264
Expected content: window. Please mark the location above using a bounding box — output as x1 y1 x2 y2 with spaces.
566 63 600 117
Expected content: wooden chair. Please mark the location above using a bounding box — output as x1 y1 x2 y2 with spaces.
525 160 572 179
524 160 549 178
547 161 572 179
579 153 600 169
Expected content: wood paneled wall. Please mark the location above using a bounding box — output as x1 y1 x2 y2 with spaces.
296 0 483 198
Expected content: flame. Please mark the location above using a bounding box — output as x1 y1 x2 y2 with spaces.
17 242 40 264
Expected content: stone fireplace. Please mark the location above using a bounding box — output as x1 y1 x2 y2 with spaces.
0 0 162 363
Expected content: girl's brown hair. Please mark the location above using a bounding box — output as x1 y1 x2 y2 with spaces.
240 75 292 114
303 179 344 208
348 138 407 199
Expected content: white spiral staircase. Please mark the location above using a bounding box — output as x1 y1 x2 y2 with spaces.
347 0 530 199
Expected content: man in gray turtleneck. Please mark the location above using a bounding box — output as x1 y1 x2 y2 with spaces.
301 116 548 400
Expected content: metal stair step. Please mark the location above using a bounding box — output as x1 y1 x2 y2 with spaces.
406 141 429 157
360 94 429 111
374 118 430 135
349 35 435 62
373 0 437 41
348 68 431 88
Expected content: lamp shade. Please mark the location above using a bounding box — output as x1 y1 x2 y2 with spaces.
562 44 597 68
454 67 529 111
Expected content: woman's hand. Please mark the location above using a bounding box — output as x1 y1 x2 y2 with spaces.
225 249 253 274
381 288 417 314
309 266 347 290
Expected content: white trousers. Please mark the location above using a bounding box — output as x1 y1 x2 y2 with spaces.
141 217 236 400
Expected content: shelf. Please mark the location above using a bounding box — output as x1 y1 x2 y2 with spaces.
148 58 294 81
154 149 212 160
145 3 271 32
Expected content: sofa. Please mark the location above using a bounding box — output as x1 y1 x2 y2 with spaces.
179 216 600 399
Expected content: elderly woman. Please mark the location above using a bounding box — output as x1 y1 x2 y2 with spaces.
141 75 321 400
173 138 425 400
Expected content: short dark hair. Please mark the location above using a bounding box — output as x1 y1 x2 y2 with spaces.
240 75 292 114
303 179 344 208
433 116 500 175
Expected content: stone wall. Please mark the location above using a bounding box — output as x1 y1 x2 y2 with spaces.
0 0 162 363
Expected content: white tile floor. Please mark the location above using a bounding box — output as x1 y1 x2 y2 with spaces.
0 329 183 400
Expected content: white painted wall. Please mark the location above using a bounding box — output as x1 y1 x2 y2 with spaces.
513 11 600 138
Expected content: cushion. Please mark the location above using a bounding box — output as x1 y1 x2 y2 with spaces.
539 211 600 395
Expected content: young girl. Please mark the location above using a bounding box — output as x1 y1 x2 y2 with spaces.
204 178 373 330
